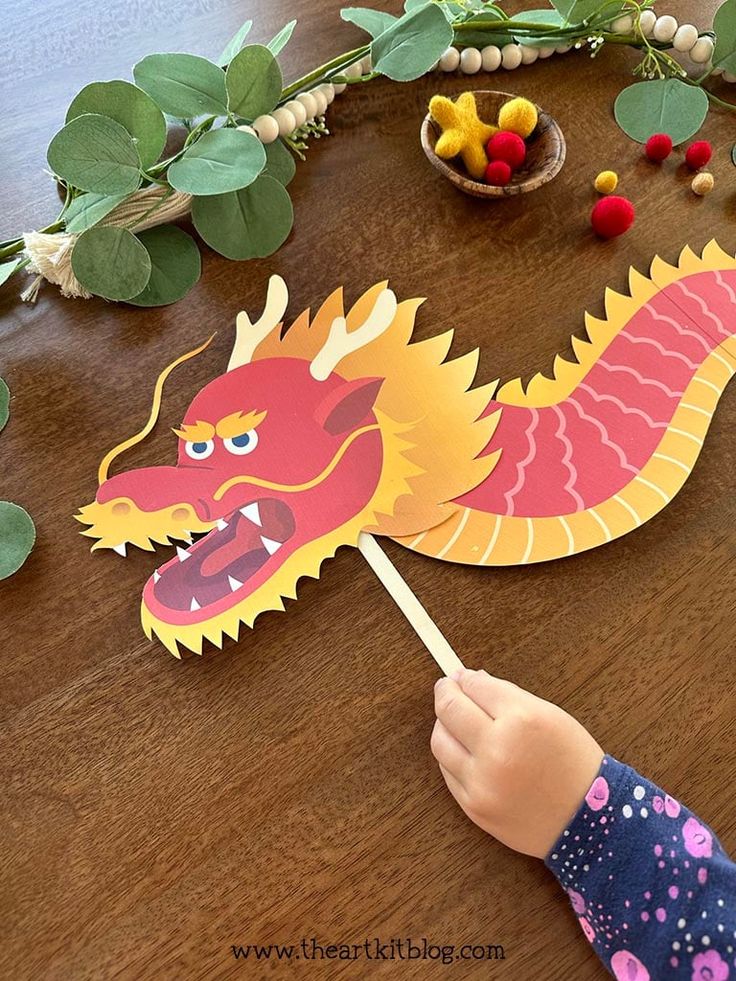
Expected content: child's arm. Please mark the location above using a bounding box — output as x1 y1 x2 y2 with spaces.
432 668 736 980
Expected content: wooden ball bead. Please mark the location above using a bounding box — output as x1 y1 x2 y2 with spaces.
691 172 714 196
460 47 482 73
653 15 678 43
295 91 319 120
252 114 279 143
481 45 502 71
501 44 522 70
272 107 296 137
439 47 460 71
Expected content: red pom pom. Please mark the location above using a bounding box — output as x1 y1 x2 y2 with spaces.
645 133 673 162
485 160 513 186
591 196 635 239
487 131 526 170
685 140 712 170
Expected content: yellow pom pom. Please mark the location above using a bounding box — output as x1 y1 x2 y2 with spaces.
691 172 714 196
594 170 619 194
497 97 538 139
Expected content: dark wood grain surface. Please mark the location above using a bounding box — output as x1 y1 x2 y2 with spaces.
1 1 734 978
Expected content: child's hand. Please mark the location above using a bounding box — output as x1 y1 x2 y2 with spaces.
431 668 604 859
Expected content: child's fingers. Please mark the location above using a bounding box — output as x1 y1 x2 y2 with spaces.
438 763 471 811
457 669 526 719
430 718 471 781
434 677 492 753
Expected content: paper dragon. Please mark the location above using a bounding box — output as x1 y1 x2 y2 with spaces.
77 241 736 656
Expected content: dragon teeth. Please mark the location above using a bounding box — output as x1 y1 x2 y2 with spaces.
240 502 262 526
112 542 127 557
190 597 201 611
176 546 190 562
216 518 228 531
228 575 243 592
260 535 281 555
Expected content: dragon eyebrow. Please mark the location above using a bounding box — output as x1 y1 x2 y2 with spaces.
172 420 216 441
215 409 267 438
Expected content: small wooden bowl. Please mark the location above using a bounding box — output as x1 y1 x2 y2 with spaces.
421 90 566 198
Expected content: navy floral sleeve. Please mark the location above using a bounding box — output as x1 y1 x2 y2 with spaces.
545 756 736 980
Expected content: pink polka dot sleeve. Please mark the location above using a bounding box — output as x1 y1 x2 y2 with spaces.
545 756 736 979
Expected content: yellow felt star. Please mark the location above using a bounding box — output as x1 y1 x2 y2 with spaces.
429 92 498 180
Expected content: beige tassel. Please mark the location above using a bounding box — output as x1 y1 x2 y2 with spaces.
22 186 193 302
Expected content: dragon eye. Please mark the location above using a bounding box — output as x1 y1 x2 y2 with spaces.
223 429 259 456
185 439 215 460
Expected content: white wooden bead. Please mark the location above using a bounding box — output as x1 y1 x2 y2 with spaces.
272 107 296 137
712 65 724 76
689 35 714 63
252 114 279 144
611 14 633 33
311 88 328 115
724 71 736 84
481 45 502 71
318 82 335 105
439 46 460 71
460 47 482 73
520 45 539 64
332 81 347 94
295 91 319 119
236 124 257 137
673 24 698 52
639 10 656 37
284 100 307 128
501 43 522 70
361 53 372 73
343 62 362 79
537 46 555 59
555 43 571 54
653 15 678 43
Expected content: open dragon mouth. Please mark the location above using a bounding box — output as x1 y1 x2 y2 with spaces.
151 498 296 613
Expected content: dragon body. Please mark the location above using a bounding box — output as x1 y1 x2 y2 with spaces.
77 242 736 655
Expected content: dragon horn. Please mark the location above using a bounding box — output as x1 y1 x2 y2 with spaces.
228 274 289 371
310 287 397 381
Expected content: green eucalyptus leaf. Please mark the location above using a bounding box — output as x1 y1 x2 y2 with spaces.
133 53 229 117
511 9 563 45
217 18 253 67
226 44 283 119
64 191 130 232
0 378 9 432
549 0 602 24
614 78 709 145
268 20 297 55
263 139 296 185
71 226 152 300
127 226 201 306
65 80 167 167
168 128 266 195
403 0 463 20
713 0 736 73
47 114 142 195
0 258 25 289
371 4 453 81
0 502 36 580
192 174 293 260
341 8 398 38
456 9 514 47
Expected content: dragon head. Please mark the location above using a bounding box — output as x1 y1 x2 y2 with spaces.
77 277 500 655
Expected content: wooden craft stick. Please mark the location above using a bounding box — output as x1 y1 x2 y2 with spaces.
357 532 464 677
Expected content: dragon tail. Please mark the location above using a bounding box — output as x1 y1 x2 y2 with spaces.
393 241 736 566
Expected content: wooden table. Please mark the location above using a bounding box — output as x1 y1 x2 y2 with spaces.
2 1 734 977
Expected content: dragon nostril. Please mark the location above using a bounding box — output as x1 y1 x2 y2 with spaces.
111 501 130 516
172 507 191 522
